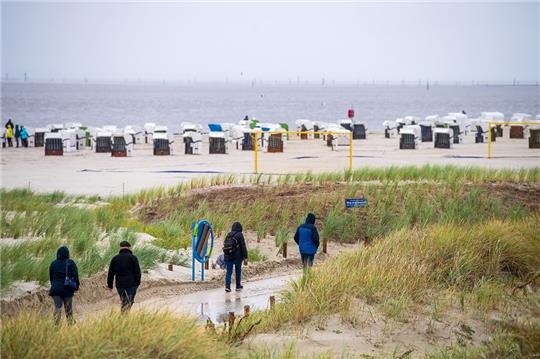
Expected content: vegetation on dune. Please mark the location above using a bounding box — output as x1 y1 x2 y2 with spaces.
136 181 536 246
1 165 539 358
1 165 538 290
243 216 539 332
1 311 227 359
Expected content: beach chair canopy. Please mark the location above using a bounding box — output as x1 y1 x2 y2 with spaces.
208 123 223 132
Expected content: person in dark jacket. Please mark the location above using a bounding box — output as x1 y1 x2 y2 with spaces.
49 246 80 324
294 213 320 267
14 125 20 148
224 222 248 292
107 241 141 312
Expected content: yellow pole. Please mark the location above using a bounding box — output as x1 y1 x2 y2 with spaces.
348 132 353 172
254 131 259 173
487 121 492 160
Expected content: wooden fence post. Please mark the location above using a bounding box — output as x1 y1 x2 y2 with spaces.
228 311 236 328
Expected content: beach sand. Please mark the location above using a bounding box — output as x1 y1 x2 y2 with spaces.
1 132 538 196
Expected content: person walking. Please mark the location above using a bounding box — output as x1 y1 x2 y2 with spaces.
5 120 14 147
49 246 80 324
223 222 248 292
20 126 29 147
14 125 21 148
294 213 320 267
107 241 141 312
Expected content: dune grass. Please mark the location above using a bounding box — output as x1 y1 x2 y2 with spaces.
428 319 540 358
135 181 534 247
1 310 227 359
1 165 539 358
246 216 540 331
1 165 538 290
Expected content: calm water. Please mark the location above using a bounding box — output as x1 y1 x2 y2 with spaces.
1 82 538 131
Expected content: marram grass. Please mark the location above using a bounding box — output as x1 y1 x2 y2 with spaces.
1 310 228 359
1 165 538 290
248 215 540 330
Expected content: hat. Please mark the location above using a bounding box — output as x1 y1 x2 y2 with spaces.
119 241 131 248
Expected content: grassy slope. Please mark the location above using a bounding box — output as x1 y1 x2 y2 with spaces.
1 311 227 359
243 217 540 358
1 165 539 358
1 165 538 289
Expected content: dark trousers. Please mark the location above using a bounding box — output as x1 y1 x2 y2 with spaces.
22 139 28 147
301 253 315 267
225 259 242 289
52 296 74 324
7 138 12 147
117 286 137 312
15 137 19 147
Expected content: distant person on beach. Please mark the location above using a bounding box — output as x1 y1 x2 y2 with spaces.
243 115 249 122
49 246 80 325
14 125 20 148
20 126 29 147
223 222 248 292
107 241 141 312
294 213 320 267
5 120 13 147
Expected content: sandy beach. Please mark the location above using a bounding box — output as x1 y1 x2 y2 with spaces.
1 132 538 196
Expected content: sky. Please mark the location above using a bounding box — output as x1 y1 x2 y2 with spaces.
1 1 539 83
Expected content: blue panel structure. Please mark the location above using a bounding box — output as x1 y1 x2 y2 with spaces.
191 220 214 281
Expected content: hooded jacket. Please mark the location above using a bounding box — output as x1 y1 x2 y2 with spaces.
294 213 320 255
224 222 248 262
20 127 28 140
49 246 80 297
107 248 141 289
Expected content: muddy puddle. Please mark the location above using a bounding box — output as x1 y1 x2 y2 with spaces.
138 274 295 323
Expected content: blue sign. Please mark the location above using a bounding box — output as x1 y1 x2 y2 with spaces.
345 198 368 208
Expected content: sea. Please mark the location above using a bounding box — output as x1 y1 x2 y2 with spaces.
1 82 539 131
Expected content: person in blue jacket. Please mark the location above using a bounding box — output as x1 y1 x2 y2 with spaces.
49 246 80 324
294 213 320 267
20 126 29 147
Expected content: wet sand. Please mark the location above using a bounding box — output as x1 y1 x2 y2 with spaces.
1 132 538 196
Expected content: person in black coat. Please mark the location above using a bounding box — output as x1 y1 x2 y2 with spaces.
107 241 141 312
49 246 80 324
223 222 248 292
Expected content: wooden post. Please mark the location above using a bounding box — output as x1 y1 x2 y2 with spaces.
244 258 248 266
228 311 236 328
269 295 275 309
323 240 327 254
168 263 173 271
204 260 209 270
243 305 250 317
282 242 287 258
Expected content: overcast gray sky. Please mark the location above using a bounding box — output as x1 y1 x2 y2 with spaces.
2 1 539 82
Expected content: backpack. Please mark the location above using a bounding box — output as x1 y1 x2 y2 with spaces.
223 233 239 256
